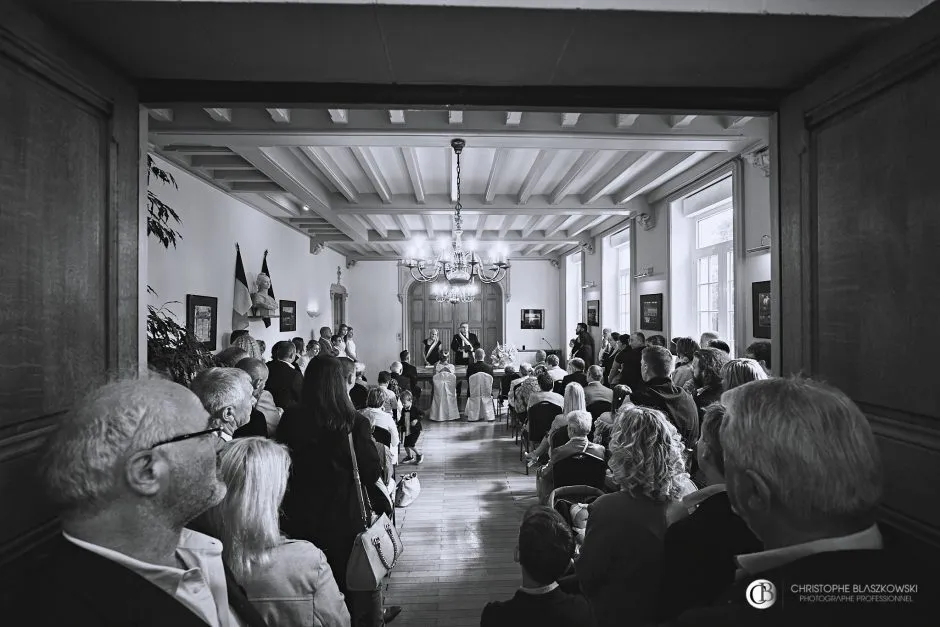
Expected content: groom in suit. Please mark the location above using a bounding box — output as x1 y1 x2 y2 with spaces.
451 322 481 398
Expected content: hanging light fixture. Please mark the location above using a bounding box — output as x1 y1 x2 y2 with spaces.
402 139 509 297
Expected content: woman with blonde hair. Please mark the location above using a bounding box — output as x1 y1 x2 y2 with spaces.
721 357 769 391
203 437 350 627
573 407 696 627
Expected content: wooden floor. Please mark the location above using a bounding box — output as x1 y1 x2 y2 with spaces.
384 411 535 626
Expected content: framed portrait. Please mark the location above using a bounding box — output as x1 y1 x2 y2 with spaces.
279 300 297 333
640 293 663 331
520 309 544 330
186 294 218 351
752 281 771 339
586 300 600 327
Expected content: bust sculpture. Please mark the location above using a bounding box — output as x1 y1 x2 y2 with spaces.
251 273 277 316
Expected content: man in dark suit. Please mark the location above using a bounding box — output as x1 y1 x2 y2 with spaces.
561 357 589 390
451 321 480 366
663 378 926 627
481 505 593 627
265 340 304 410
25 378 267 627
630 346 700 450
398 349 420 398
317 325 338 357
467 347 494 382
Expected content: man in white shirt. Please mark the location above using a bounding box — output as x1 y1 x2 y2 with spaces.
546 354 567 381
30 378 267 627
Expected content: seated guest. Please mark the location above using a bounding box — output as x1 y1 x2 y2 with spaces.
292 337 309 374
190 367 256 439
546 354 567 381
630 346 700 451
699 331 719 349
399 349 420 396
266 341 304 410
584 365 613 406
317 326 337 357
646 334 667 348
528 372 565 411
537 411 606 503
514 364 544 414
722 357 769 391
509 363 532 414
527 382 587 464
561 357 588 389
361 387 399 467
665 378 917 626
690 347 730 418
231 329 263 361
215 345 249 367
354 360 368 383
467 347 495 382
377 370 402 417
708 339 731 355
744 340 771 375
203 438 351 627
33 378 267 626
399 390 424 465
658 404 761 620
572 407 696 627
481 506 593 627
592 384 632 450
390 361 411 395
670 337 699 393
349 368 369 410
533 349 548 370
501 364 522 403
232 358 274 438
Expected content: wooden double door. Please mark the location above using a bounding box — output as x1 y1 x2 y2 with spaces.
408 281 503 365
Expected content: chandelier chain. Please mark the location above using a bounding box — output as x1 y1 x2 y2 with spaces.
454 143 462 231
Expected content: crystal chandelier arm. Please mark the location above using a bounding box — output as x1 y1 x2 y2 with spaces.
410 264 440 282
475 265 506 283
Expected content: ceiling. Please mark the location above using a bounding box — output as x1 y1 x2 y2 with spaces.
149 106 768 260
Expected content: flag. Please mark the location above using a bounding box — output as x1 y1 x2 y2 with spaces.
233 243 251 331
261 250 275 328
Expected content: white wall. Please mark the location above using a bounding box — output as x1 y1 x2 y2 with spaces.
740 158 772 348
509 260 562 353
345 261 403 377
147 156 346 358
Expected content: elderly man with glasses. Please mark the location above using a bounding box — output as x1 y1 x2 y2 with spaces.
28 377 267 626
190 367 257 440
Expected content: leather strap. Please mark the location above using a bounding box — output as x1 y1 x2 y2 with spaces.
347 431 373 530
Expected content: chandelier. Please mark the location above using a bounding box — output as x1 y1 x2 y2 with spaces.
402 139 509 295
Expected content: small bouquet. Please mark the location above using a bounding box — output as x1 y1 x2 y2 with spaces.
491 342 518 367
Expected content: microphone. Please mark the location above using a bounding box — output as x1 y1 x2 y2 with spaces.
541 337 554 350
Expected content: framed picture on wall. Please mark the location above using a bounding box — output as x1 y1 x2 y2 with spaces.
186 294 218 351
521 309 544 329
279 300 297 333
640 293 663 331
586 300 600 327
752 281 771 339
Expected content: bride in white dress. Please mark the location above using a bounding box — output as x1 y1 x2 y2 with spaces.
429 352 459 421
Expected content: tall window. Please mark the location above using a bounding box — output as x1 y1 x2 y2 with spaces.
694 204 734 353
617 240 631 332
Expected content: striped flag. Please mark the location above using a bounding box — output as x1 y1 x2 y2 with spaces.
232 243 252 331
261 250 275 328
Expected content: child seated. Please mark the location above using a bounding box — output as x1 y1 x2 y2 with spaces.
481 506 594 627
399 390 424 465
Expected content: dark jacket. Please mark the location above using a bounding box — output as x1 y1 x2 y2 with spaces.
613 347 644 390
562 372 589 390
630 377 700 447
467 360 495 382
573 332 595 366
401 361 419 393
275 409 390 593
658 491 761 619
481 587 595 627
693 384 724 418
21 536 268 627
233 408 269 439
422 339 443 365
451 332 481 365
349 382 369 410
665 549 932 626
265 359 303 410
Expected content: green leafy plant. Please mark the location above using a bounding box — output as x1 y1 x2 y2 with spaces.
146 157 212 384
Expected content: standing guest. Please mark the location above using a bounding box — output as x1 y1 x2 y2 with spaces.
572 323 595 366
399 350 420 399
399 390 424 465
231 329 264 361
215 346 249 368
584 365 613 407
349 366 369 411
344 327 358 361
646 335 667 348
598 328 614 364
658 404 760 620
708 339 731 355
600 332 621 385
562 358 588 390
699 331 719 349
190 367 256 440
630 346 700 451
423 328 443 366
265 341 304 411
203 438 351 627
32 378 268 627
332 335 349 360
317 326 337 357
232 358 274 438
572 407 696 627
481 506 593 627
722 358 769 391
546 354 568 382
237 358 283 436
354 361 368 384
306 339 321 360
690 348 730 418
276 357 396 627
592 385 633 450
610 332 645 391
670 337 699 393
257 340 267 360
744 340 771 375
292 337 309 374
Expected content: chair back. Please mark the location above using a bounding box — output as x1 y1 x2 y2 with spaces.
552 379 566 395
550 426 570 450
469 371 494 398
552 453 608 491
501 372 521 397
373 426 392 447
528 401 561 444
586 400 612 420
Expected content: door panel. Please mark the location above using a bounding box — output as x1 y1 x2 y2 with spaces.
778 1 940 556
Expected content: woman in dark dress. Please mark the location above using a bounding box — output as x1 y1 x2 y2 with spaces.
422 328 443 366
276 356 392 627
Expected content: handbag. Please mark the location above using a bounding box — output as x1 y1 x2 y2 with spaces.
345 432 404 591
394 472 421 508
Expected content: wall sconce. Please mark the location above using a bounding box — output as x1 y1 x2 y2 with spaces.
306 309 321 318
633 266 654 279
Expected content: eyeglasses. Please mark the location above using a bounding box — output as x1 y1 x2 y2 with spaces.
148 427 224 450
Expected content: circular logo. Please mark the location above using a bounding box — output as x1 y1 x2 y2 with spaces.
745 579 777 609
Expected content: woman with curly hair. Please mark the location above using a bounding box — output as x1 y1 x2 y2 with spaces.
573 407 696 627
670 337 699 393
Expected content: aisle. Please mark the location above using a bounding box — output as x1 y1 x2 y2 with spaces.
384 417 536 626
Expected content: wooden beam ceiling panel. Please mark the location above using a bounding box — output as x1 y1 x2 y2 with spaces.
521 215 543 238
389 110 405 124
393 214 411 239
378 231 577 243
669 115 697 128
204 108 232 123
330 194 622 215
723 115 753 129
616 113 639 128
299 146 359 203
351 146 392 203
549 150 600 205
328 109 349 124
423 214 435 239
517 150 556 204
190 155 254 169
498 215 515 238
266 108 291 123
566 215 597 237
543 215 570 237
211 170 270 182
448 110 463 124
580 151 655 204
228 181 284 193
400 147 426 204
362 215 388 239
613 151 704 204
505 112 522 126
561 113 581 127
149 108 173 122
475 215 486 240
483 149 505 205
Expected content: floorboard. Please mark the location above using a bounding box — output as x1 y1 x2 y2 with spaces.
384 414 535 626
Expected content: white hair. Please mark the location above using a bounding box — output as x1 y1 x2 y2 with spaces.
40 378 196 515
721 377 883 524
566 410 592 437
390 361 402 373
190 367 252 414
518 362 533 375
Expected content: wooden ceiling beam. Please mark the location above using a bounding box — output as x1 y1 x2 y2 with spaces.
228 181 284 193
580 150 655 204
521 215 543 238
204 108 232 123
190 155 254 169
549 150 600 205
613 151 705 204
475 215 486 240
498 215 515 238
361 215 388 239
723 115 754 129
329 194 627 215
211 170 270 182
148 108 173 122
566 215 597 237
616 113 639 128
376 231 578 243
350 146 392 203
400 147 426 204
483 148 505 205
505 112 522 126
393 214 411 239
669 115 697 128
543 215 570 238
299 147 359 203
423 214 435 239
561 113 581 127
328 109 349 124
517 149 555 205
448 110 463 124
266 108 291 123
389 110 405 124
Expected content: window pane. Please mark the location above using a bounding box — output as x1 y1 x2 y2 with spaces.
709 283 719 310
697 207 734 248
727 250 734 280
698 285 709 310
709 255 719 282
699 312 710 336
710 313 719 334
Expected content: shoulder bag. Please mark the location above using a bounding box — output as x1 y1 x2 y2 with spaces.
346 431 404 591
